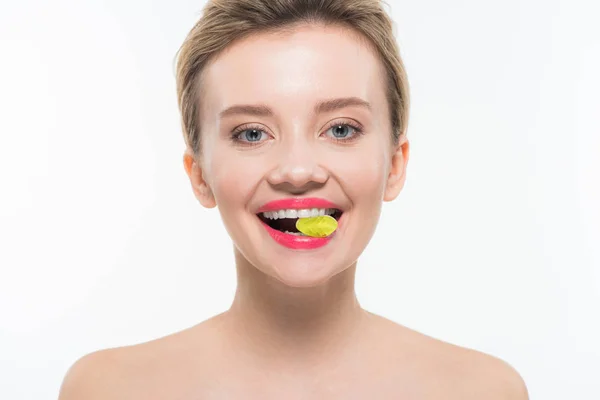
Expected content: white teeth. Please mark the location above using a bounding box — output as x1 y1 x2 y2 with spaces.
261 208 337 220
284 231 306 236
297 209 311 218
285 209 298 219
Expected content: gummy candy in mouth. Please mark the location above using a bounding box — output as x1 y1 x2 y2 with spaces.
257 209 342 235
295 215 338 238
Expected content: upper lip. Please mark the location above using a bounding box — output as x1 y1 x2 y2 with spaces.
256 197 343 213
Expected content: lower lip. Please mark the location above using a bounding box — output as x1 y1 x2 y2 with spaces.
258 215 342 250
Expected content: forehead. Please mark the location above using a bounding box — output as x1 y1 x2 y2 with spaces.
200 24 387 123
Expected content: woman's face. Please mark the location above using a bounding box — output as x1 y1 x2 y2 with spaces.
184 24 409 287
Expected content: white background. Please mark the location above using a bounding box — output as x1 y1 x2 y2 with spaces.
1 0 599 398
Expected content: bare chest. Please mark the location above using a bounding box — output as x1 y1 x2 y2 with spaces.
133 363 469 400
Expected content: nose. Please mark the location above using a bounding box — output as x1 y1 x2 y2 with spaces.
266 140 329 192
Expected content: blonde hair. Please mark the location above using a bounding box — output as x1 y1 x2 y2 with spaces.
175 0 410 156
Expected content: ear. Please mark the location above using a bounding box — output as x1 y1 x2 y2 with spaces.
383 134 410 202
183 147 217 208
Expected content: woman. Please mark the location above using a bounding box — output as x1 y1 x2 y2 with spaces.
60 0 528 398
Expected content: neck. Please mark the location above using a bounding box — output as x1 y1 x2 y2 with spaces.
222 247 368 367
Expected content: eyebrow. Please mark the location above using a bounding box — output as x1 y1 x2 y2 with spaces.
218 96 372 119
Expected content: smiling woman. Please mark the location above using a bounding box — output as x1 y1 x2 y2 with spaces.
58 0 528 399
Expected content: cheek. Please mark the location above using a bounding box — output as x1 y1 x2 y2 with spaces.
335 147 387 204
207 140 388 211
209 151 259 210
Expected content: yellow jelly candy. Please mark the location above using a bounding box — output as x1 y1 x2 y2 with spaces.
296 215 338 238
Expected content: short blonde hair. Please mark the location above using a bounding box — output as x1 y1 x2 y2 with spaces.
175 0 410 156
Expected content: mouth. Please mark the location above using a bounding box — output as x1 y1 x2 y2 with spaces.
256 208 343 236
255 197 345 249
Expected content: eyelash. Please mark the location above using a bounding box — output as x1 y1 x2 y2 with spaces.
230 119 365 147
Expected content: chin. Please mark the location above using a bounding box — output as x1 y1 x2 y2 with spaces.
264 259 353 288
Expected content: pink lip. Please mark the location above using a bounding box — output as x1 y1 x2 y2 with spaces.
258 214 343 250
256 197 342 213
256 197 344 250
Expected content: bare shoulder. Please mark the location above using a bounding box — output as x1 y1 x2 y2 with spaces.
367 313 529 399
58 314 226 400
58 347 132 400
474 352 529 400
442 342 529 400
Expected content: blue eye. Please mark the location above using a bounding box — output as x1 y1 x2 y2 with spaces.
231 127 268 143
326 122 363 142
230 120 364 147
325 123 359 140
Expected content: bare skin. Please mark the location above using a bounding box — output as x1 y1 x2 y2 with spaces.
59 23 528 399
59 309 527 399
